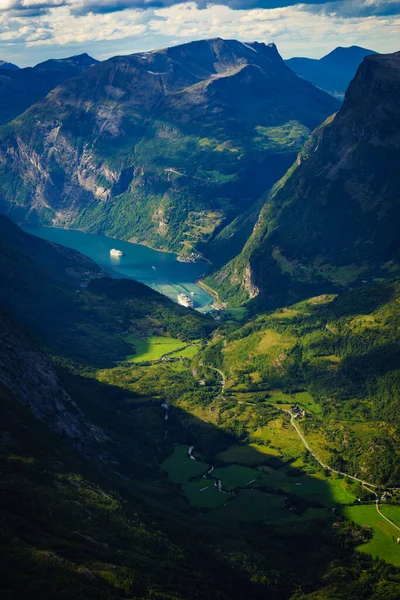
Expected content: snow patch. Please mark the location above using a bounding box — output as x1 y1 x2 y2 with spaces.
242 42 257 53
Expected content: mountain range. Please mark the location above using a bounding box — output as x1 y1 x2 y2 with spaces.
285 45 377 99
0 38 339 264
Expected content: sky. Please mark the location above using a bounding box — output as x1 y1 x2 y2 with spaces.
0 0 399 66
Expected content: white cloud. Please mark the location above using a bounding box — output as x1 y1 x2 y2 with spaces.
0 0 398 65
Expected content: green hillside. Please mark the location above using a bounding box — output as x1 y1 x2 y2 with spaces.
207 51 400 307
197 279 400 487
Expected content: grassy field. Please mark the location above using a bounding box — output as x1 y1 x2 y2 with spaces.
213 445 357 507
124 334 187 362
343 505 400 566
212 464 262 491
256 463 357 507
267 390 323 415
252 417 304 460
204 489 330 525
215 443 276 466
162 445 208 483
167 345 199 359
380 505 400 528
161 445 227 509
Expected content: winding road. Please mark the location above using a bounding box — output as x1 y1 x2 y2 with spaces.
205 362 400 533
208 366 226 398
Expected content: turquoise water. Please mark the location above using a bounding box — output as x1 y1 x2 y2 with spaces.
24 227 214 312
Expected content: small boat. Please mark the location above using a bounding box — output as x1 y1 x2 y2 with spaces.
177 293 194 308
110 248 123 257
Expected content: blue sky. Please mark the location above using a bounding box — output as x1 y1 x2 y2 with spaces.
0 0 399 66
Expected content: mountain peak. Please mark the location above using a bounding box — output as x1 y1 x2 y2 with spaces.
285 44 378 98
321 45 377 67
0 60 20 71
34 53 98 72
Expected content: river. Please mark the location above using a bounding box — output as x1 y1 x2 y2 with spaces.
23 227 214 312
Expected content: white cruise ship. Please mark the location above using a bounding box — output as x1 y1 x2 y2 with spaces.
110 248 123 257
177 293 194 308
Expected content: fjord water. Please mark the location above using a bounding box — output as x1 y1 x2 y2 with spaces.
24 227 214 312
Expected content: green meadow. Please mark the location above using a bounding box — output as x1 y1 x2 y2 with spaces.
124 334 187 362
343 505 400 566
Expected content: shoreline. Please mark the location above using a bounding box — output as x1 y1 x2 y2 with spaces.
24 224 216 309
24 223 211 265
195 279 226 310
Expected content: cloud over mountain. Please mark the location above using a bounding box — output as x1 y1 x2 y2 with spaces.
2 0 400 16
0 0 398 67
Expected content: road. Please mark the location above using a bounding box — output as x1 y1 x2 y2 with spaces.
375 499 400 533
208 366 226 398
284 410 400 532
284 410 377 488
205 363 400 532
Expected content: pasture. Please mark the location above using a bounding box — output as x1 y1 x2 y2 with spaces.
343 505 400 566
124 334 187 362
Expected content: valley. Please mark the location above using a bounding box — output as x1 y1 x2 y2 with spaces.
0 36 400 600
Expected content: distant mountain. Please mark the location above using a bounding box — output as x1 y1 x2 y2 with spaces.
285 45 377 98
0 38 339 263
34 52 99 72
208 51 400 308
0 60 19 71
0 53 98 126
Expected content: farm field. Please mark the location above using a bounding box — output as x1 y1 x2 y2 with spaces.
252 417 304 459
343 505 400 566
268 390 323 415
124 334 187 362
380 505 400 529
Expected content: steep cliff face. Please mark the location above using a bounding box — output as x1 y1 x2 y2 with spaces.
0 312 98 453
0 38 339 262
209 51 400 307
